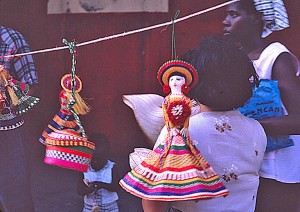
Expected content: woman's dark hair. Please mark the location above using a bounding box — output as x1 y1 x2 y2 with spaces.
237 0 264 30
237 0 258 15
184 36 258 111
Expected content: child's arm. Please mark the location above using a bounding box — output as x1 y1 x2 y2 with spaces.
77 172 95 196
90 164 121 192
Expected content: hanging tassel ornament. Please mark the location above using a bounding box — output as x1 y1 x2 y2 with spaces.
0 90 6 111
8 79 40 115
61 74 91 115
181 83 190 94
0 66 20 105
41 39 93 172
163 84 171 94
0 65 39 115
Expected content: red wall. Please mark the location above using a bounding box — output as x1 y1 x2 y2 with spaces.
0 0 299 162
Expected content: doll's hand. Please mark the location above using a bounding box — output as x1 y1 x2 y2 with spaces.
180 128 188 138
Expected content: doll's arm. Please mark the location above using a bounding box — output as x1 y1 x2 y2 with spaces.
181 116 190 137
183 116 190 129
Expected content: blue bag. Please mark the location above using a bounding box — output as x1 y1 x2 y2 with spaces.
238 79 294 152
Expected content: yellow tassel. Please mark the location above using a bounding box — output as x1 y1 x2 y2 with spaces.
0 71 19 106
0 70 8 86
7 86 19 106
66 92 90 115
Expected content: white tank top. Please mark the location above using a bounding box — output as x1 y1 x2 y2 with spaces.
253 42 300 183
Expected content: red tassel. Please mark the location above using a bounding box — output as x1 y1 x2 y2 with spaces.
182 84 190 94
163 84 171 94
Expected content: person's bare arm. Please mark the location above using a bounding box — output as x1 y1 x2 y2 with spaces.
259 52 300 136
77 173 95 196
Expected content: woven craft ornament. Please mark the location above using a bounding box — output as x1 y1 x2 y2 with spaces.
60 74 90 115
61 73 82 93
0 65 39 115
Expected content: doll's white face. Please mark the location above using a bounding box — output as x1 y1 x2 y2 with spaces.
169 75 185 94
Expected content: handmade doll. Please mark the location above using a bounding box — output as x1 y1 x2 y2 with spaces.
40 73 94 172
120 60 228 211
40 73 90 144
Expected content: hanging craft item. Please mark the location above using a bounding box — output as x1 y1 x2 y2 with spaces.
120 11 228 202
0 65 39 115
41 39 94 172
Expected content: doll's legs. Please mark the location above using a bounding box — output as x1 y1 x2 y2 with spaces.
142 199 168 212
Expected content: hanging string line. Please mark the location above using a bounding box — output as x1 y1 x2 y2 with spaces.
171 10 180 60
3 0 239 58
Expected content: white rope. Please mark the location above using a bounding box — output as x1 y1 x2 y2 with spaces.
4 0 239 58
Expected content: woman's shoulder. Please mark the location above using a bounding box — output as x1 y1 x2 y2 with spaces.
261 42 290 58
190 110 266 135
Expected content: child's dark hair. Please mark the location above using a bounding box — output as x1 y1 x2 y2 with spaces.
184 36 258 111
89 132 111 156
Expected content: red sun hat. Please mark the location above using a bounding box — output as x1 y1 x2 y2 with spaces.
157 60 198 89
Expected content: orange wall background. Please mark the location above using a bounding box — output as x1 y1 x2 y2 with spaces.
0 0 299 167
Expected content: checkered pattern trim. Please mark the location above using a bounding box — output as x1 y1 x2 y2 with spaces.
45 148 91 165
253 0 289 38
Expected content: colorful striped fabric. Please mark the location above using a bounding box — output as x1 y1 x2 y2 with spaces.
39 109 81 144
253 0 289 38
120 133 228 201
39 90 81 144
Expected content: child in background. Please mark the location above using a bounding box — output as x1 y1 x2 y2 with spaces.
77 133 121 212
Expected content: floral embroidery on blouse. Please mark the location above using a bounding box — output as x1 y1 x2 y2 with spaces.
222 164 239 182
214 115 232 133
